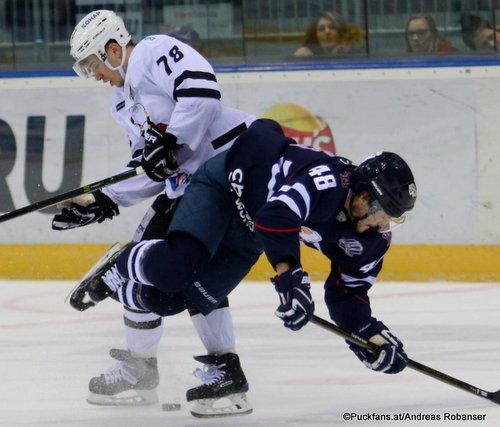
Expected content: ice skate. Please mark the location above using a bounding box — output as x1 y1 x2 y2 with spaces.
87 348 159 406
65 242 126 311
187 353 252 418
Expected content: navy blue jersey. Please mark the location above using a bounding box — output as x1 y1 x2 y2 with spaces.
226 119 392 331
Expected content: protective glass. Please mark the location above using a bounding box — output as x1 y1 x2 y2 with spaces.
72 54 103 78
367 199 407 233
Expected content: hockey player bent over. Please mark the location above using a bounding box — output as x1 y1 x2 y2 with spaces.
77 118 417 404
54 10 255 416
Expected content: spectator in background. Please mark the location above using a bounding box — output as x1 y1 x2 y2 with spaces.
294 10 365 57
168 25 204 54
460 13 500 51
405 14 455 53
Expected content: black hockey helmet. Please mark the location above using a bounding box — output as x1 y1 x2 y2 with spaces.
350 152 417 218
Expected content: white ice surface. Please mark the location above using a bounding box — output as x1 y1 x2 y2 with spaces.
1 280 499 427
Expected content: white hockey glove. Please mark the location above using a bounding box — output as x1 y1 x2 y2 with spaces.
349 320 408 374
141 121 179 182
271 267 314 331
52 191 119 230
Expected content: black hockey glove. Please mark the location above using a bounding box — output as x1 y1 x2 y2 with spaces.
349 320 408 374
52 191 119 230
271 266 314 331
141 121 179 182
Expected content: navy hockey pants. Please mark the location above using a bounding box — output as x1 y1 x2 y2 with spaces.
119 151 262 315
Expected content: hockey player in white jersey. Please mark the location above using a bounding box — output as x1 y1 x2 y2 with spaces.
53 10 255 417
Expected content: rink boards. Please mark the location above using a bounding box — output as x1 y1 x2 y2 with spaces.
1 244 500 282
2 64 500 281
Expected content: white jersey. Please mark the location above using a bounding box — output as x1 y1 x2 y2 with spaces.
101 87 165 207
123 34 256 198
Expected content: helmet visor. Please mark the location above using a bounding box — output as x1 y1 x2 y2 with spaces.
73 54 102 78
367 199 407 233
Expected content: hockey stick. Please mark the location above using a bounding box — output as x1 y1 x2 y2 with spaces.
0 166 144 224
311 314 500 405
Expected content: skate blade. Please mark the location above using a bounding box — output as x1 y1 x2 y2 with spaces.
190 393 253 418
64 242 124 305
86 389 158 406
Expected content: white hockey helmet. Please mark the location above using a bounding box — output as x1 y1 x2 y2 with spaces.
70 9 131 78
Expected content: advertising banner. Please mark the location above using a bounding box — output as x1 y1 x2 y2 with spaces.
0 67 499 251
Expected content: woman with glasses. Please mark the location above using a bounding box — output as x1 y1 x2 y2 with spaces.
405 14 455 53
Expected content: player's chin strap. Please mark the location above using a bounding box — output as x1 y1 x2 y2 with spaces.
347 193 368 230
311 315 500 405
106 44 128 78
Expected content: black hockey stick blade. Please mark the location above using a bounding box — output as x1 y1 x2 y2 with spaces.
311 314 500 405
491 390 500 404
0 166 144 224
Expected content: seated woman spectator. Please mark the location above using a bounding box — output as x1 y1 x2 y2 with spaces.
293 11 365 57
405 14 455 53
460 13 500 51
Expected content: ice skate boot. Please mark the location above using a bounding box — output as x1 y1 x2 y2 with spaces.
187 353 252 418
87 348 159 406
66 242 126 311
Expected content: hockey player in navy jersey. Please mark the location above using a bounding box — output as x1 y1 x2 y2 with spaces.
53 10 255 416
80 117 417 388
